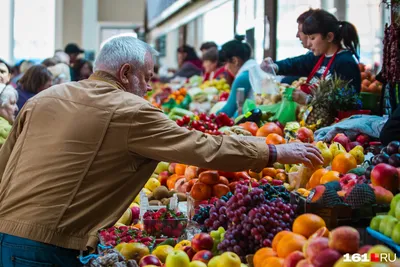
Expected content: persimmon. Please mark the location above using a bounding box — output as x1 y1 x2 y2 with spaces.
256 122 283 137
239 121 259 136
266 133 286 145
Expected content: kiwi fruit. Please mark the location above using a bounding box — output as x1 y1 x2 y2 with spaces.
168 189 178 198
149 200 162 206
176 193 187 202
153 186 169 200
147 193 155 201
161 198 170 206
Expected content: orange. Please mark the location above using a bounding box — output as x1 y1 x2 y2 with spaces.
272 230 293 251
239 122 259 136
275 173 287 182
292 213 326 238
175 164 187 175
309 226 330 239
331 153 357 174
256 122 283 137
320 170 341 184
308 169 329 189
166 174 184 190
276 233 306 258
253 247 277 267
132 223 144 230
266 133 286 145
261 256 284 267
262 168 277 178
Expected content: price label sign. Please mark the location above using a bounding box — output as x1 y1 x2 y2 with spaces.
343 253 397 263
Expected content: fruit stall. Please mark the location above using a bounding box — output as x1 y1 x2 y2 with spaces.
76 42 400 266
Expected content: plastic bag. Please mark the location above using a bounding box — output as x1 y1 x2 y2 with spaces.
270 87 298 125
249 59 279 105
288 165 313 189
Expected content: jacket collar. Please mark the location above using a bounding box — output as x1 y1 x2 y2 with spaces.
89 71 126 91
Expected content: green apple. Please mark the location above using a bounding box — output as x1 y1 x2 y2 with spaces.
189 261 207 267
389 209 395 217
391 194 400 211
379 216 398 237
165 250 190 267
217 252 241 267
392 222 400 244
208 256 220 267
370 215 385 231
154 162 170 175
395 201 400 220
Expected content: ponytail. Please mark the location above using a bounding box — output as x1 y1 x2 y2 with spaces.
339 21 360 60
303 9 360 60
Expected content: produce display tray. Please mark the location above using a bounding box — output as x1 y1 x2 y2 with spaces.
290 193 390 229
367 227 400 255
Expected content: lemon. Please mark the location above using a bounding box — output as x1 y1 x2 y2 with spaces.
145 178 160 192
152 245 174 263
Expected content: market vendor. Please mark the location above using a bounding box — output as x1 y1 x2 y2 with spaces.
0 34 323 266
0 83 18 148
279 8 316 85
202 47 233 83
262 9 361 105
217 35 259 117
160 45 203 82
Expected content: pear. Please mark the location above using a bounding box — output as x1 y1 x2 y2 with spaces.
316 141 333 167
329 142 346 158
154 162 170 175
349 145 365 165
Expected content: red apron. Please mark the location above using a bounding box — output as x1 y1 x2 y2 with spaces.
300 49 340 94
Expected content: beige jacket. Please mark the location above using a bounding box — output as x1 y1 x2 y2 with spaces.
0 71 270 251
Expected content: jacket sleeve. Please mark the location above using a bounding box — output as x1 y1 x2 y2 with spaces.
0 106 27 183
276 53 318 77
127 102 270 172
380 106 400 145
218 71 251 117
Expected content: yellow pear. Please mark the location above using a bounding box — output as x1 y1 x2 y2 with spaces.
145 178 160 192
329 142 346 157
349 145 365 165
316 141 333 167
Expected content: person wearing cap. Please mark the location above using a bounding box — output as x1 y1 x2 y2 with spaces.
64 43 85 66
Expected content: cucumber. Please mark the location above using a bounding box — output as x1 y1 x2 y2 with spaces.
169 107 194 118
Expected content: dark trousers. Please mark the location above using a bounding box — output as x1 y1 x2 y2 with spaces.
0 233 82 267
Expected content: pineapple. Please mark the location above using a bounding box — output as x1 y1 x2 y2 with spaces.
304 76 349 129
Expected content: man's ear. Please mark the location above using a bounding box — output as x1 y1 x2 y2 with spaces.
118 63 131 84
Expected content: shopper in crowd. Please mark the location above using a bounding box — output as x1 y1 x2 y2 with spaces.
0 34 322 266
160 45 202 82
16 64 52 111
200 41 218 55
72 58 93 81
0 59 11 84
48 63 71 85
262 9 361 105
202 48 222 81
10 60 34 88
41 57 58 67
64 43 84 66
54 50 70 65
0 84 18 149
217 35 259 117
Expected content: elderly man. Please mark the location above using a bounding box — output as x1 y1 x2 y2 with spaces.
0 35 322 266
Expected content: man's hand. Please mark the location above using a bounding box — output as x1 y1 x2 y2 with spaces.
292 89 310 105
275 143 323 169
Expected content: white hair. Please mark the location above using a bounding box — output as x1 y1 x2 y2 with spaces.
94 34 158 74
0 84 18 107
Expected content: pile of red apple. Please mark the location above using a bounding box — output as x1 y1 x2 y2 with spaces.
143 208 187 238
368 141 400 194
330 132 370 151
99 226 154 247
175 112 233 135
